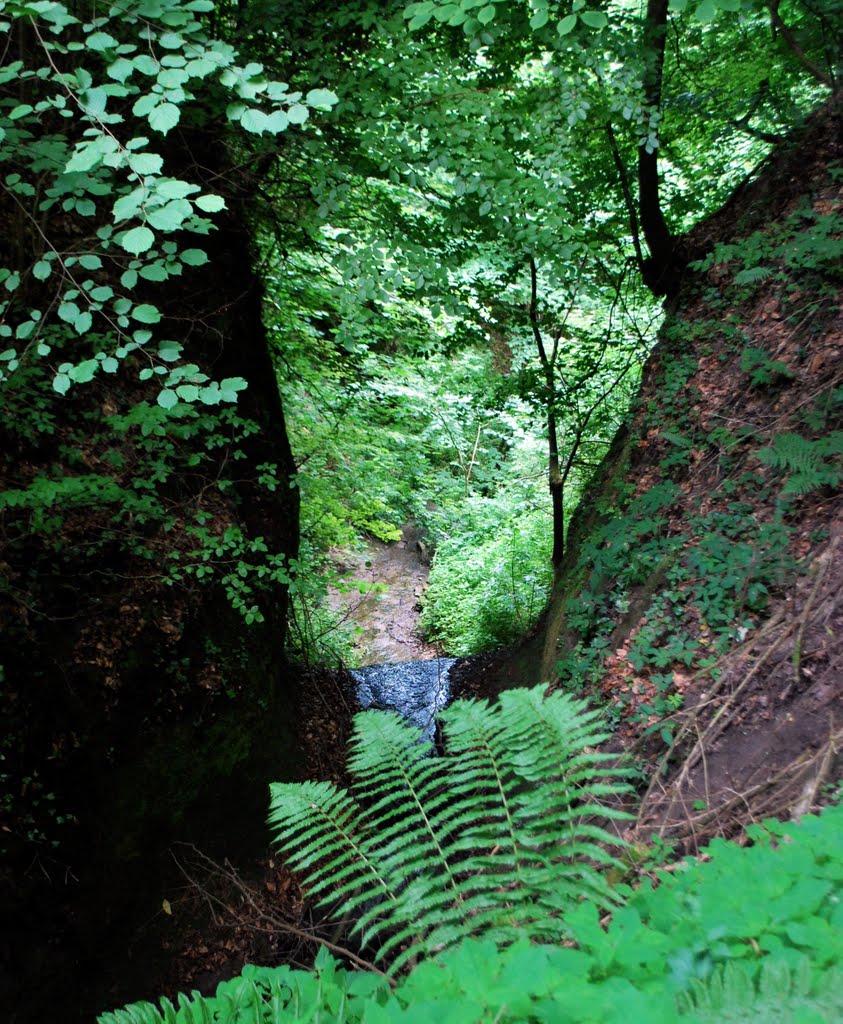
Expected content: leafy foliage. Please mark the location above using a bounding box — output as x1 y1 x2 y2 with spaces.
420 503 553 653
268 686 631 970
679 959 843 1023
0 0 335 399
99 801 843 1023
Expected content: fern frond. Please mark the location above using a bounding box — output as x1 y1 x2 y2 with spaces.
759 432 821 472
733 265 772 285
267 780 395 906
268 684 632 971
677 958 843 1023
757 431 843 496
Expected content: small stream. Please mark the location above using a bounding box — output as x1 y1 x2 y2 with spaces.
330 524 455 739
350 658 455 743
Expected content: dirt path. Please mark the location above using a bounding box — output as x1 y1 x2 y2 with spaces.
327 524 444 665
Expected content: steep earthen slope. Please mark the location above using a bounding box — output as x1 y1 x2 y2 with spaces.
536 97 842 848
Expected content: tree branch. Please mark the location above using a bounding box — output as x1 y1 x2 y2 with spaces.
606 121 646 276
768 1 837 91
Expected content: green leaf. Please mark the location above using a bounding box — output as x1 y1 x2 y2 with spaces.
477 5 495 25
81 88 107 116
157 340 181 360
157 388 179 409
133 55 161 75
240 108 270 133
69 359 98 383
147 198 192 231
120 226 155 256
530 10 549 29
176 384 199 402
58 301 81 324
132 303 162 324
695 0 716 20
33 260 52 281
107 57 135 82
180 248 209 266
128 152 164 175
287 104 309 125
86 31 118 51
265 110 290 132
194 194 226 213
113 190 144 222
73 311 93 335
53 372 71 395
78 254 103 270
580 10 607 28
149 102 180 134
66 135 118 173
139 263 170 282
101 356 119 373
558 14 578 34
155 179 196 200
158 31 184 49
305 88 338 108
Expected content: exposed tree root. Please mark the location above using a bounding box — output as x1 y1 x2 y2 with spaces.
635 535 842 848
169 844 391 981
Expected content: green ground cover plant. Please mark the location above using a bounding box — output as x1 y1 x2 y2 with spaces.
98 750 843 1023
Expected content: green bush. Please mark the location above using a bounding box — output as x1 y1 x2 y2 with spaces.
420 503 552 654
99 800 843 1022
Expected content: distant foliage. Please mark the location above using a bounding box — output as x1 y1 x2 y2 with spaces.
99 800 843 1023
420 504 553 653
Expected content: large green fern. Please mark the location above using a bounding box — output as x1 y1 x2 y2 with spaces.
268 685 631 970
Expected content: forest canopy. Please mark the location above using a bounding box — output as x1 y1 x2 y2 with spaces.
0 0 838 708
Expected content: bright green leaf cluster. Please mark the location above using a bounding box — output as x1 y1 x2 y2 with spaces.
0 0 338 397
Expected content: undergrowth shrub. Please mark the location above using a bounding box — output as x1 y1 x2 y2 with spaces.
99 800 843 1023
557 477 797 731
420 503 552 654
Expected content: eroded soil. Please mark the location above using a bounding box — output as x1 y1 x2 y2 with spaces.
327 524 443 664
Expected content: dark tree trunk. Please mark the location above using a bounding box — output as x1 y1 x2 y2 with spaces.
547 405 565 569
528 258 566 570
637 0 684 296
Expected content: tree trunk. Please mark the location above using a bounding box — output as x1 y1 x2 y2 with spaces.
548 404 565 569
528 258 566 569
638 0 683 296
